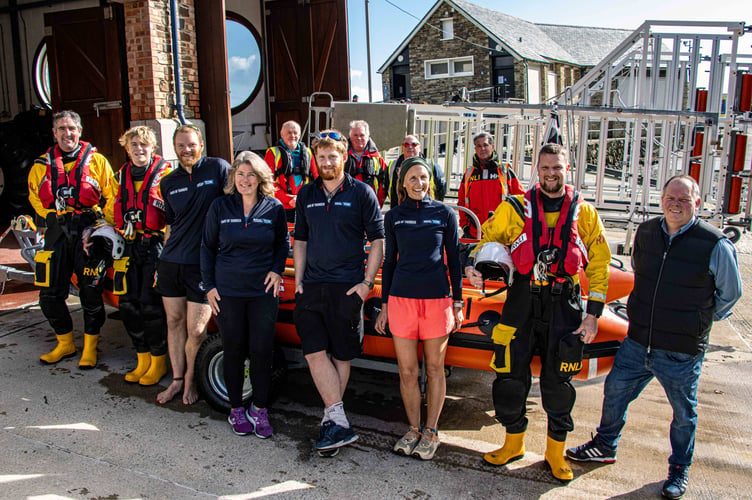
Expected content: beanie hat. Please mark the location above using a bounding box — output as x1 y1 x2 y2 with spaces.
398 156 432 191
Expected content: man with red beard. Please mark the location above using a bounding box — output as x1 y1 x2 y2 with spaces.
293 129 384 455
465 143 611 482
154 125 229 405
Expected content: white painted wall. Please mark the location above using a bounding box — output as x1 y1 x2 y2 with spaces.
527 65 541 104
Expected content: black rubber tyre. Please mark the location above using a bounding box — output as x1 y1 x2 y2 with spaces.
723 226 741 244
195 333 288 414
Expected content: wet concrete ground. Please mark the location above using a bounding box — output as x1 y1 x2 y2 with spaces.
1 234 751 499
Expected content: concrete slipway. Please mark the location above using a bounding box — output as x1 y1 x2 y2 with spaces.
0 235 750 499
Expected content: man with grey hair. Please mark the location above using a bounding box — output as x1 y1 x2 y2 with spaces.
568 174 742 498
27 110 117 369
264 120 317 222
458 131 523 238
346 120 387 207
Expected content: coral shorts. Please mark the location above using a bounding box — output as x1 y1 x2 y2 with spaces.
387 296 454 340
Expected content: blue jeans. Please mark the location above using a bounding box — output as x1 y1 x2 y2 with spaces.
594 337 704 467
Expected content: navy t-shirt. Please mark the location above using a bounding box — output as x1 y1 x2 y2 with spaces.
160 157 229 265
294 174 384 284
200 193 289 297
381 197 462 302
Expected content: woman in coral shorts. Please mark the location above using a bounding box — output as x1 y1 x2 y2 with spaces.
375 156 464 460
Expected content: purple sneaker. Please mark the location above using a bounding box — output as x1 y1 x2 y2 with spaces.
247 406 273 438
228 407 253 436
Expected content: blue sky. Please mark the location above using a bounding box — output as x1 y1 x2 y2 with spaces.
347 0 752 101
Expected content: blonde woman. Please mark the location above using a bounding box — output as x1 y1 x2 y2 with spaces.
200 151 289 437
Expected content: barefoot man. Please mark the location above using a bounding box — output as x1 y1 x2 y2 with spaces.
155 125 229 404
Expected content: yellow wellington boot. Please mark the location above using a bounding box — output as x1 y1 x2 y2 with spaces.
124 352 152 383
545 436 574 482
483 431 525 466
139 354 168 386
40 332 76 364
78 334 99 369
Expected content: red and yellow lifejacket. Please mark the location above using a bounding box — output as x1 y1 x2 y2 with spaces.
114 156 169 232
509 184 589 277
38 141 101 211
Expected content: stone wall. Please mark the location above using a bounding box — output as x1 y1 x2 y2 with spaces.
407 1 492 104
123 0 200 121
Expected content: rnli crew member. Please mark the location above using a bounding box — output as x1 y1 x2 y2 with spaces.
465 143 611 481
155 125 229 405
109 126 171 385
201 151 289 438
345 120 387 207
568 175 741 499
384 134 446 206
293 129 384 454
458 132 524 238
264 120 318 222
375 156 463 460
28 110 117 369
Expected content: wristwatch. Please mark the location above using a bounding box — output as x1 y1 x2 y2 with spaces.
361 279 374 290
453 300 464 308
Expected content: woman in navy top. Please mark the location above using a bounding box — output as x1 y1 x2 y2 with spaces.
375 156 463 460
201 151 289 438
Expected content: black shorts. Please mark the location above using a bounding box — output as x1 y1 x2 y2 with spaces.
293 282 363 361
154 261 208 304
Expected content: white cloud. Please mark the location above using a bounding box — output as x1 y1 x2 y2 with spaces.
350 69 364 79
229 55 257 72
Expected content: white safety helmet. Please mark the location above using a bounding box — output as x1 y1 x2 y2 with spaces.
90 223 126 261
474 242 515 284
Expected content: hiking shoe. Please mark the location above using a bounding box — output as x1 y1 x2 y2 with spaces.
411 427 440 460
393 426 421 456
247 406 273 439
315 421 359 450
662 465 689 499
228 407 253 436
566 438 617 463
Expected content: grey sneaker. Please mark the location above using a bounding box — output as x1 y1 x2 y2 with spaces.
411 427 440 460
393 426 421 456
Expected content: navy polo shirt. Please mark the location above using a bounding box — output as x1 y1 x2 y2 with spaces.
160 157 229 265
200 193 289 297
381 197 462 301
294 174 384 284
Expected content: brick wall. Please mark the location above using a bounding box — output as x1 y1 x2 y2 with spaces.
123 0 200 121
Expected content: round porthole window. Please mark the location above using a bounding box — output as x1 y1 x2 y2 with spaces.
32 40 51 107
226 12 263 114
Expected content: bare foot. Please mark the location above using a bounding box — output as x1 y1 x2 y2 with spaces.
182 381 199 405
157 379 184 404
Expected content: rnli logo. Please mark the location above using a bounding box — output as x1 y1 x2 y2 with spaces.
559 361 583 373
82 267 99 277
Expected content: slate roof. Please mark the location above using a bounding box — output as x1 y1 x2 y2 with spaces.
379 0 634 71
536 23 634 66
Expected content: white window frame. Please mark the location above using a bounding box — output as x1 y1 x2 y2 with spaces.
424 56 474 80
440 17 454 40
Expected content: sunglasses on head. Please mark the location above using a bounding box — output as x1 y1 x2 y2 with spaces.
318 131 344 141
403 142 420 147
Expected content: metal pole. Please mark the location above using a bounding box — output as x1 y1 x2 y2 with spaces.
365 0 373 102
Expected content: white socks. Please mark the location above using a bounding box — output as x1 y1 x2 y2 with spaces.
322 401 350 428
